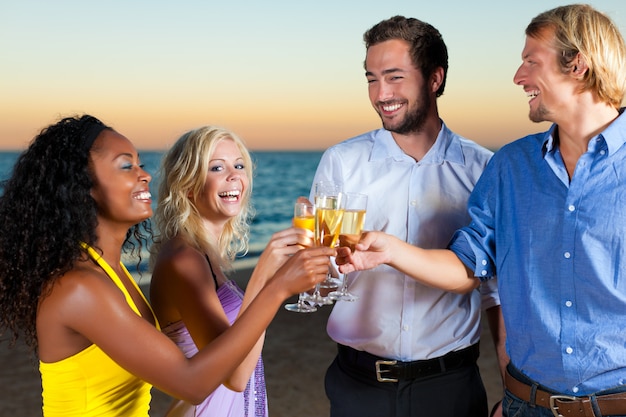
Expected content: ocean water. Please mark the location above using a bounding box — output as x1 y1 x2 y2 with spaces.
0 150 323 272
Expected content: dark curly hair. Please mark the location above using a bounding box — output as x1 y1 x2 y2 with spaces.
0 114 151 353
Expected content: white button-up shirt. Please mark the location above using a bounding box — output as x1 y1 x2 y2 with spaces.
311 122 498 361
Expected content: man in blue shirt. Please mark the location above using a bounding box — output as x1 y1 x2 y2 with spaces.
337 4 626 417
310 15 507 417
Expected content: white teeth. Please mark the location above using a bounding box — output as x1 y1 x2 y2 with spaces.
219 190 240 199
134 191 151 200
526 90 539 98
382 103 402 112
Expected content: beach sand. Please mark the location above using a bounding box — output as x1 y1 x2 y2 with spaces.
0 268 503 416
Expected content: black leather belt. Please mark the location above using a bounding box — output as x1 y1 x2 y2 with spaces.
337 343 479 383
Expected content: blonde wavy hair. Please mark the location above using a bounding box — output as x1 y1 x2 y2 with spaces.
527 4 626 108
151 126 254 271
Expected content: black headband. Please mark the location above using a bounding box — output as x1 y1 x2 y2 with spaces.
81 124 109 154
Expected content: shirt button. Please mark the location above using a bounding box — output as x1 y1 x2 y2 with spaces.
565 301 573 307
600 150 606 155
402 325 409 331
481 260 487 266
568 205 575 212
410 201 417 207
573 387 579 393
481 270 487 276
566 347 573 354
564 252 571 259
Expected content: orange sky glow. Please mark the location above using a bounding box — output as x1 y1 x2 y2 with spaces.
2 0 621 152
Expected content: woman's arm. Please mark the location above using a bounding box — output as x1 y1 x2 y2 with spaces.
152 241 260 392
227 227 313 388
61 246 333 404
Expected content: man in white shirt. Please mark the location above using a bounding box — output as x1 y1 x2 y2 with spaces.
311 15 506 417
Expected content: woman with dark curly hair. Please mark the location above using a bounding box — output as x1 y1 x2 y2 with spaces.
0 114 333 417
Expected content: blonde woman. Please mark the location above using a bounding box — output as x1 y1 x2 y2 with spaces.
150 126 311 416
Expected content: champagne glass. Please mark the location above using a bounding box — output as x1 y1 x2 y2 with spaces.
309 181 344 305
329 192 367 302
285 201 318 313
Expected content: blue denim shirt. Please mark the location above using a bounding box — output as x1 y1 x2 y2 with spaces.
449 109 626 395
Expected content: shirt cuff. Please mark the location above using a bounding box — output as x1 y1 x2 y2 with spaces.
449 231 495 282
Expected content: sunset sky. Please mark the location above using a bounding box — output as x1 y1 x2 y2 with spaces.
1 0 624 151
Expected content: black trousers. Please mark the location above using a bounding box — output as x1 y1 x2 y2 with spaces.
325 347 488 417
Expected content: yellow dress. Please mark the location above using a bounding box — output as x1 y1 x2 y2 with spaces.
40 246 160 417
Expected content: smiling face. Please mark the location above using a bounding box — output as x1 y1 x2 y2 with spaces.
513 28 580 123
365 39 432 134
192 139 249 226
89 129 152 227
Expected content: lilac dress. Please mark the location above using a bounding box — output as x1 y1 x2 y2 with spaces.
162 279 268 417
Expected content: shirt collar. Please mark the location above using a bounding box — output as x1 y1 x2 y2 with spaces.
542 125 558 155
543 107 626 156
601 107 626 155
369 120 465 165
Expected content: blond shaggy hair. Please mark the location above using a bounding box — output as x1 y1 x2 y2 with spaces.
527 4 626 108
151 126 254 271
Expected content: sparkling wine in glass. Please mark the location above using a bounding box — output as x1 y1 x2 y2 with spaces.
329 192 367 302
309 181 344 305
315 195 344 249
284 201 318 313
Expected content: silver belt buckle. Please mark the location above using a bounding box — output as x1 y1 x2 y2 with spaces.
375 359 398 382
549 394 578 417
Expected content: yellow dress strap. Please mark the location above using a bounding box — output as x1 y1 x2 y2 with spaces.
81 243 160 331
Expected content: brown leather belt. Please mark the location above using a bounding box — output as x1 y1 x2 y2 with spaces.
505 368 626 417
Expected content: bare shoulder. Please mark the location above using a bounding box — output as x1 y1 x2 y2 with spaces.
36 263 130 362
150 237 219 326
40 264 127 319
151 237 212 289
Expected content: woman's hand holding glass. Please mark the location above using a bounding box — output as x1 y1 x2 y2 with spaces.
251 222 315 293
271 245 336 302
284 201 319 312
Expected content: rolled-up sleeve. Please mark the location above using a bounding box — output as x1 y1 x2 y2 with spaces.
449 229 496 282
